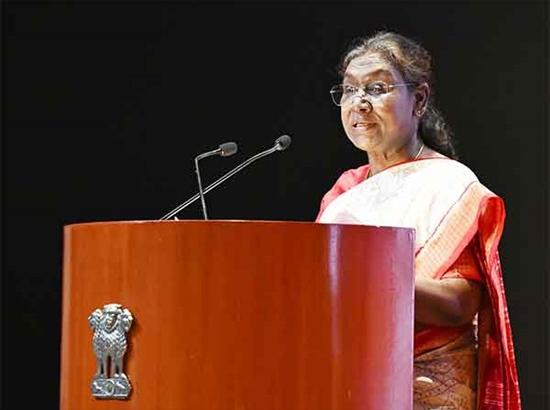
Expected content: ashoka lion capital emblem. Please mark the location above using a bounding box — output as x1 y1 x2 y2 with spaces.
88 303 133 399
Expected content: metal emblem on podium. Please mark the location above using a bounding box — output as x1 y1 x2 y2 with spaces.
88 303 133 399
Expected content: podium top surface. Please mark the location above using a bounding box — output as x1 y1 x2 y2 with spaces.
64 219 415 234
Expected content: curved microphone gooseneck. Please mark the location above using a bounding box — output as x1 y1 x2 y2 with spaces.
194 142 238 220
159 135 292 221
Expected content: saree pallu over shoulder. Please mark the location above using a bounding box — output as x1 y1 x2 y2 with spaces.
317 158 521 409
319 159 480 258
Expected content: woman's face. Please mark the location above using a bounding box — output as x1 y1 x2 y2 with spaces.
340 53 419 153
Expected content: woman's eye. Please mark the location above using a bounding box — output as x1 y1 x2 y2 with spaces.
367 83 386 95
343 85 356 95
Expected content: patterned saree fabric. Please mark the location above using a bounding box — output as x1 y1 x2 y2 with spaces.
316 158 521 410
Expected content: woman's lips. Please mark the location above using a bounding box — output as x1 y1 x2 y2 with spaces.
353 122 376 129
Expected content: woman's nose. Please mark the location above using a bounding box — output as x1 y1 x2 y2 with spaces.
351 94 373 113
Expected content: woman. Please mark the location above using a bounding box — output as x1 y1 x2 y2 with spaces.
316 32 521 410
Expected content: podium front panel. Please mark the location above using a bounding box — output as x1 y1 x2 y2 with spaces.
60 220 414 409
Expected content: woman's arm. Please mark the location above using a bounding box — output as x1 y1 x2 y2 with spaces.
415 276 483 327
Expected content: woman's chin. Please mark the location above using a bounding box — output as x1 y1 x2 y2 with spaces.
348 133 377 152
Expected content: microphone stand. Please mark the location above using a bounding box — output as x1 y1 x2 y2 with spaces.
194 151 218 220
160 144 281 221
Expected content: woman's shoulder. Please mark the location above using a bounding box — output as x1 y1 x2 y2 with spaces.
333 163 370 187
342 162 370 177
417 157 503 200
419 157 479 182
317 163 370 220
319 163 369 205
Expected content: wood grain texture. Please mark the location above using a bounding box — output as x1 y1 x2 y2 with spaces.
60 220 414 409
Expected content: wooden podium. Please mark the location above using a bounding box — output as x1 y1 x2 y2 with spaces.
60 220 414 409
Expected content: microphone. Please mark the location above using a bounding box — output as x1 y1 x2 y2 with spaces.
274 134 291 151
159 135 292 221
194 142 238 220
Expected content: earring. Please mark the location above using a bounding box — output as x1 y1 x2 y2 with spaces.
416 109 424 116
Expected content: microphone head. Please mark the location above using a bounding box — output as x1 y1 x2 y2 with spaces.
274 134 292 151
219 142 238 157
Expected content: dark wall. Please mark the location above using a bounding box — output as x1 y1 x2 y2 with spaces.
4 3 548 409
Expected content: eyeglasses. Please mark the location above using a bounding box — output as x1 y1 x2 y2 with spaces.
329 81 415 107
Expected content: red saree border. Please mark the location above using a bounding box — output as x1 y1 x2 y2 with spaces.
475 199 521 410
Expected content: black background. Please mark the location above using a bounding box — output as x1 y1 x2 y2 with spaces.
3 2 548 409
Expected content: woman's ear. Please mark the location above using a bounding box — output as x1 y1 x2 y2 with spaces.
414 83 430 116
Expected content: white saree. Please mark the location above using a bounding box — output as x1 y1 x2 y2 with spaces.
319 158 479 254
318 158 495 410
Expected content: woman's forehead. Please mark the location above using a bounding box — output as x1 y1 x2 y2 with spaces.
344 53 400 81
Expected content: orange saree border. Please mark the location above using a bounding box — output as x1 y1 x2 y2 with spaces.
414 181 486 279
415 182 521 410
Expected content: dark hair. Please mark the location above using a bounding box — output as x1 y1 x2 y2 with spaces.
340 31 458 159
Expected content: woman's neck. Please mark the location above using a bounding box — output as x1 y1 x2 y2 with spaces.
367 138 425 176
